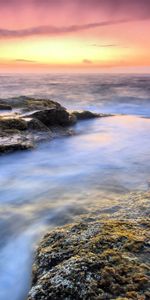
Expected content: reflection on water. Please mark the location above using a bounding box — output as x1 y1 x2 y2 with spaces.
0 73 150 300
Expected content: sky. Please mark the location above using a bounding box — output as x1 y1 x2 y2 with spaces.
0 0 150 73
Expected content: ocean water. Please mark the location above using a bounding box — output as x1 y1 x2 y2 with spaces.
0 73 150 300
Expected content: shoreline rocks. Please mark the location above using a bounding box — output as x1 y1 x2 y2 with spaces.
0 96 112 154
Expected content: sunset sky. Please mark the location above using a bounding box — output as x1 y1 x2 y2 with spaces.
0 0 150 73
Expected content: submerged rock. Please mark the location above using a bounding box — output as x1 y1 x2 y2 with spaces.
28 217 150 300
72 111 112 120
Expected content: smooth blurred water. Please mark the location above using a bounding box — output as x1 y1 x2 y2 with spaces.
0 73 150 300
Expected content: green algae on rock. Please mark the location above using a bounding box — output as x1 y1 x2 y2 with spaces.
28 216 150 300
0 117 28 131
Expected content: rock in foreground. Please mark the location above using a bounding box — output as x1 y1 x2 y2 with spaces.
28 217 150 300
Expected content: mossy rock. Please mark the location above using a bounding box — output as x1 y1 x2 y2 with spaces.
0 117 28 131
28 219 150 300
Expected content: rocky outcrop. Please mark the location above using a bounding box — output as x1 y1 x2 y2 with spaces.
0 117 28 131
27 108 71 127
28 216 150 300
0 96 63 112
0 97 113 154
0 96 71 154
27 118 51 132
0 140 34 153
72 111 112 120
0 129 34 153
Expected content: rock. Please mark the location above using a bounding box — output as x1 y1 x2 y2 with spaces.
1 96 64 112
27 118 51 132
28 109 71 127
0 103 12 110
72 111 112 120
0 97 114 154
0 117 28 131
69 113 77 125
0 141 34 154
28 218 150 300
0 130 34 154
0 129 20 136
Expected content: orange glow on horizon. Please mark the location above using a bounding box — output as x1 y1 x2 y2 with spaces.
0 1 150 73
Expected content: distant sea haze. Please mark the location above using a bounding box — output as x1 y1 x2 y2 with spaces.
0 73 150 117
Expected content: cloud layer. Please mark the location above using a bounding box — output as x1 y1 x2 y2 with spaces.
0 18 143 39
0 0 150 39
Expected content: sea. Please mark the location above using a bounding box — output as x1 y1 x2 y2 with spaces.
0 73 150 300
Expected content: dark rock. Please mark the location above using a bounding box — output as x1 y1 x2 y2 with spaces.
0 129 20 136
0 97 114 155
0 127 34 154
1 96 64 112
69 113 77 125
27 118 51 132
72 111 112 120
0 117 28 131
0 103 12 110
0 140 34 154
28 109 71 127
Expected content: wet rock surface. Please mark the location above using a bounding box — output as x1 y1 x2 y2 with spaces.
27 108 71 127
28 192 150 300
0 96 110 154
0 103 12 110
0 97 72 154
0 96 62 112
72 111 112 120
0 117 28 131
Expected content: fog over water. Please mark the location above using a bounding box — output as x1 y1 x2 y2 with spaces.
0 74 150 300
